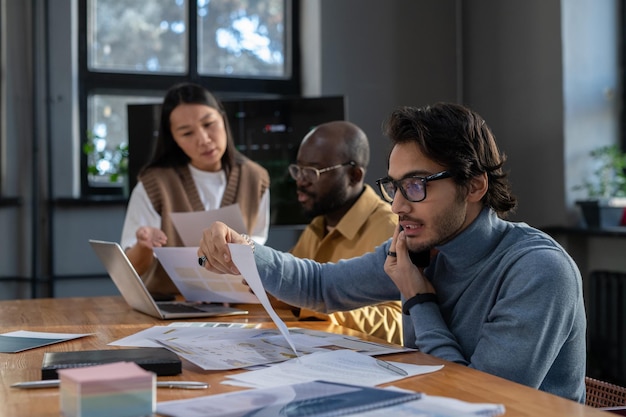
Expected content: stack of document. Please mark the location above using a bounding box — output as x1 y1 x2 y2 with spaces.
157 380 423 417
110 325 412 371
156 380 505 417
222 349 442 389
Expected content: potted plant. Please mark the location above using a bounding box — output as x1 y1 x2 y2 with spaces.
573 144 626 228
83 131 129 195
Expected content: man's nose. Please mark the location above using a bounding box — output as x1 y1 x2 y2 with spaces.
391 191 410 215
295 175 309 186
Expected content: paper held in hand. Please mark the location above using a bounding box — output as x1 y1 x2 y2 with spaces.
227 243 299 354
153 246 260 304
170 204 247 247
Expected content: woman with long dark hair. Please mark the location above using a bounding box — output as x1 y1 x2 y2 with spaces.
121 82 270 295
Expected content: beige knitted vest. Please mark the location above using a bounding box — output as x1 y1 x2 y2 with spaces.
137 155 269 293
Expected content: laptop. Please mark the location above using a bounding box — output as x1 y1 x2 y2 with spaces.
88 239 248 319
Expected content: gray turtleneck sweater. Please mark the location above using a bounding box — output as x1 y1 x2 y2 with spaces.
254 207 586 403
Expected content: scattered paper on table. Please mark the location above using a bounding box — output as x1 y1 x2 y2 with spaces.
357 392 505 417
165 322 256 328
110 325 413 370
155 333 324 370
109 325 269 348
223 349 443 389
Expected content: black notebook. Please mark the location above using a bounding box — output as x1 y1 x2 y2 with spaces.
41 347 181 379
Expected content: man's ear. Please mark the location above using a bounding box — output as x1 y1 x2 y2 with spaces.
467 172 488 202
349 166 365 185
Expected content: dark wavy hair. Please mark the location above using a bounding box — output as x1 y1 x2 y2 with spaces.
383 103 517 217
143 82 238 175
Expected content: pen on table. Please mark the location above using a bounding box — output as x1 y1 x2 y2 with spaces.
11 379 209 390
376 359 408 376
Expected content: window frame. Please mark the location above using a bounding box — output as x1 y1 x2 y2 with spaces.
622 0 626 153
77 0 301 196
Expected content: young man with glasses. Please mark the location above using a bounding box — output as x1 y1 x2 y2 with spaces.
285 121 402 344
198 103 587 403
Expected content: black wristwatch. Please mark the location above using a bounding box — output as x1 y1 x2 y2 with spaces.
402 293 437 315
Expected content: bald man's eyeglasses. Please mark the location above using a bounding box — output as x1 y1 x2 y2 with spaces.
288 161 356 183
376 171 452 203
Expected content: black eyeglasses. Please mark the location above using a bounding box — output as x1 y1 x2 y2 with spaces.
288 161 356 183
376 171 452 203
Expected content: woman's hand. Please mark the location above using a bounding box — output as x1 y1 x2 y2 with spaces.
125 226 167 275
135 226 167 249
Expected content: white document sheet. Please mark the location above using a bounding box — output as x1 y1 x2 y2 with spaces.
109 326 268 348
153 247 260 304
170 204 246 247
154 333 325 370
224 349 443 389
228 243 299 356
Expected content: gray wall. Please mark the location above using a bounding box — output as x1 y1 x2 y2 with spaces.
1 0 34 298
311 1 459 187
310 0 621 230
462 0 567 227
0 0 624 299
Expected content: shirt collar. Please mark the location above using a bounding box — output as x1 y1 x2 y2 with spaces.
309 185 382 241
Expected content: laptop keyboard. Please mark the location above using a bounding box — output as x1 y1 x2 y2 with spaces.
158 303 208 313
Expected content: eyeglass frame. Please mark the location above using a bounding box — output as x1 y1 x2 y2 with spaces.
288 160 356 183
376 170 452 203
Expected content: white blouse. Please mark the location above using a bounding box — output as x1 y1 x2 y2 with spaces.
120 164 270 249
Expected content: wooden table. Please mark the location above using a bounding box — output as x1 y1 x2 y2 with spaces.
0 296 610 416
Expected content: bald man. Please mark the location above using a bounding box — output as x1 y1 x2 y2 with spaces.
286 121 402 344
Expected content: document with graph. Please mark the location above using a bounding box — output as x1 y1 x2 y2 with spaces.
153 247 260 304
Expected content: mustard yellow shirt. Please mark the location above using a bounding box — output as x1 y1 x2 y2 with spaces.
290 184 402 344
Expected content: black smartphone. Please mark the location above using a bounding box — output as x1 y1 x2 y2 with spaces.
409 250 431 268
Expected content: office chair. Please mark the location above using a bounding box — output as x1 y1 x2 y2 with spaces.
585 376 626 410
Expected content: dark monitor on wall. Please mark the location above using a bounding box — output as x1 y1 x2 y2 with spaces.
127 95 345 225
127 103 161 194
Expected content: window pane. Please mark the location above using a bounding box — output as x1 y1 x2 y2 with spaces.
86 94 161 187
197 0 288 78
88 0 188 74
